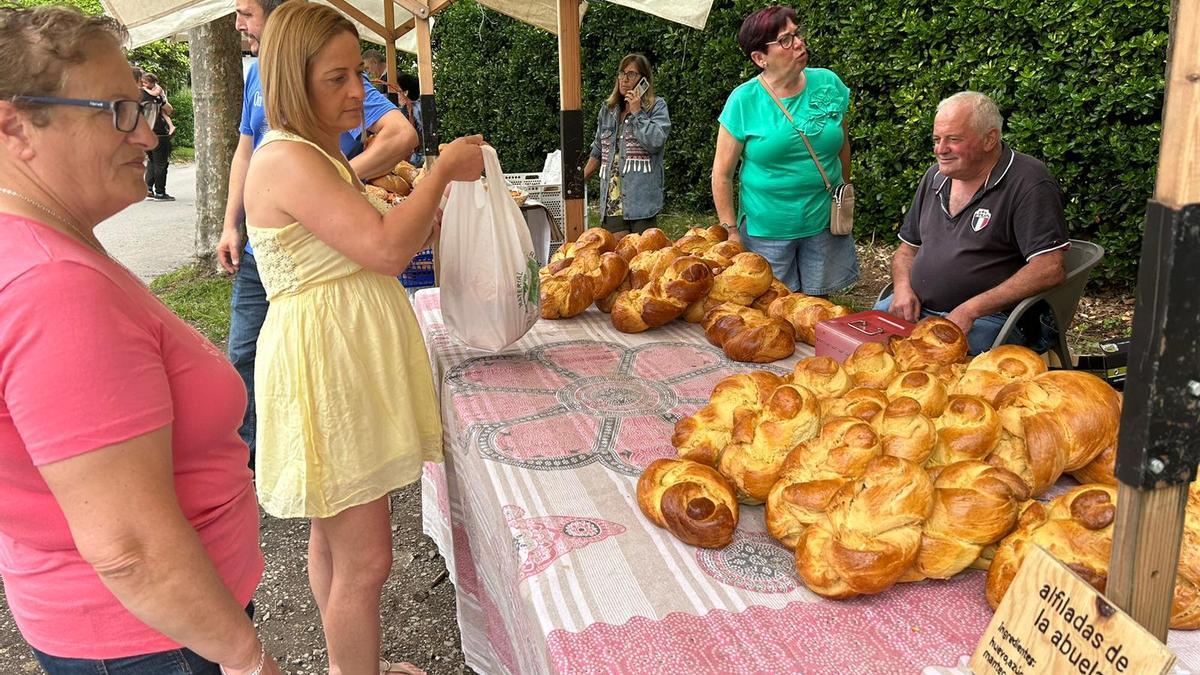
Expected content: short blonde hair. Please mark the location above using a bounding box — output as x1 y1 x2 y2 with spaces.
259 2 358 142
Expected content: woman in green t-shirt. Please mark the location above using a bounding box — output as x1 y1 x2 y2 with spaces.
712 6 859 296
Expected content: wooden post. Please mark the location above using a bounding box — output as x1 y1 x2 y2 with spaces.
557 0 585 242
383 0 398 92
415 14 438 165
1106 0 1200 641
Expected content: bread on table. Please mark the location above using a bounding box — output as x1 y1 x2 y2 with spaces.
951 345 1047 404
889 317 969 372
766 417 883 549
610 256 713 333
718 383 822 503
392 160 420 185
539 249 629 319
768 293 853 346
672 225 728 255
789 356 852 400
926 395 1001 468
843 342 901 390
628 246 683 289
637 458 739 548
985 424 1068 498
820 387 889 424
708 252 774 306
614 227 671 262
794 455 934 598
700 303 796 363
594 275 630 314
698 240 746 273
885 370 949 418
1069 441 1118 486
871 396 936 464
751 279 792 313
549 227 616 265
994 370 1122 472
985 484 1117 608
672 371 784 467
911 460 1029 580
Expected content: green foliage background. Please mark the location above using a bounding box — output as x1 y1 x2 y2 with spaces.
431 0 1169 284
170 88 194 148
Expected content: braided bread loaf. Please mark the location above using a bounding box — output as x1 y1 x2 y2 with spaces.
717 383 822 503
910 460 1028 580
926 395 1001 469
951 345 1047 405
611 256 713 333
768 294 854 345
794 455 934 598
548 226 615 265
885 370 949 417
843 342 901 390
820 387 889 424
993 370 1122 472
889 317 969 372
614 227 671 262
871 396 936 464
751 279 792 313
628 246 684 289
765 417 883 549
700 303 796 363
789 356 852 400
672 371 783 466
672 225 728 255
539 249 629 319
637 458 739 548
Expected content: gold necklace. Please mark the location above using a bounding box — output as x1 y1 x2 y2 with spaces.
0 186 112 259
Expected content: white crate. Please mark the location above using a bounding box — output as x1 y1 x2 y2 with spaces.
504 172 570 242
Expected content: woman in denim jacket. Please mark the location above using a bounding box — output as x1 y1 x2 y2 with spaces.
584 53 671 237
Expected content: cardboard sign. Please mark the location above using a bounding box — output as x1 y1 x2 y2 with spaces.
969 546 1175 675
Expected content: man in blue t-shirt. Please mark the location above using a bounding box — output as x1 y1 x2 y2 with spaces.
217 0 417 466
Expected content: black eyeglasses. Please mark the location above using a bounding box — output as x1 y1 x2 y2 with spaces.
766 31 805 50
11 96 160 133
619 70 643 81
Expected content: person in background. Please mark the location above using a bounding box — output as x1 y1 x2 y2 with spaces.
394 73 424 167
244 3 484 672
876 91 1068 354
217 0 417 470
584 53 670 238
140 72 175 201
711 6 858 296
0 7 279 674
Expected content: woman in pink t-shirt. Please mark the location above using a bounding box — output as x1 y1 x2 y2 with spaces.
0 7 279 674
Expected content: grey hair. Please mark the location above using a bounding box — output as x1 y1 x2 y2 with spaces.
937 91 1003 136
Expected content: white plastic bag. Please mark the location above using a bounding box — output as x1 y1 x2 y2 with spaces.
541 149 562 185
440 145 540 351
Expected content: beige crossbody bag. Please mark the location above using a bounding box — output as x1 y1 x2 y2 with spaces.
758 76 855 236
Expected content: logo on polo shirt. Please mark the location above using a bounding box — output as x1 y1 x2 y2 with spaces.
971 208 992 232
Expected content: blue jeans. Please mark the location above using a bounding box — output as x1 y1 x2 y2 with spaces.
228 251 269 469
738 226 860 295
32 605 254 674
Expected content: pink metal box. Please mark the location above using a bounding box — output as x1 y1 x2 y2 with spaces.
815 310 916 363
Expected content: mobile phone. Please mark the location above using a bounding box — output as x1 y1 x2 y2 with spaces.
633 77 649 99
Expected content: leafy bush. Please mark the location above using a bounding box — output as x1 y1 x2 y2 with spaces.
432 0 1168 284
170 88 194 148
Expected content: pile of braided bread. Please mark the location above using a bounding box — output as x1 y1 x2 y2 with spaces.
637 319 1199 628
537 226 854 363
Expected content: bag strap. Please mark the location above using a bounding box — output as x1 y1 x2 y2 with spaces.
757 75 833 192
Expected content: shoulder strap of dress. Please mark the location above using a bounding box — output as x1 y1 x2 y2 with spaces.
259 129 355 186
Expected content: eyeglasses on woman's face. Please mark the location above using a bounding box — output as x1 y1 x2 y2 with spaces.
619 70 643 82
766 31 805 50
11 96 160 133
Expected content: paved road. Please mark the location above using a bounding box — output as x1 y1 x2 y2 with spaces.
97 162 201 282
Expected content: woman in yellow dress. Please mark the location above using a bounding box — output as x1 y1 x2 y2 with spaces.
243 4 485 673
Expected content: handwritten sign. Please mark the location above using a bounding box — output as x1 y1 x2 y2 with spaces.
970 545 1175 675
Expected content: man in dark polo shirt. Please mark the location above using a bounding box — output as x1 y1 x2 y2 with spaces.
876 91 1069 354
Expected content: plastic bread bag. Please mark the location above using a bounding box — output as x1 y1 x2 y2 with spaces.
439 144 540 351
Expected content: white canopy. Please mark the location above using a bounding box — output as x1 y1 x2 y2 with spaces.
101 0 714 48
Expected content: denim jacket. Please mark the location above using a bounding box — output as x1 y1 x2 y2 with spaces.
589 96 670 220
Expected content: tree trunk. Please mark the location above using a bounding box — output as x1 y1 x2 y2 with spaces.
188 14 242 263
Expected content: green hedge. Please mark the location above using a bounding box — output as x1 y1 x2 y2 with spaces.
170 88 194 149
432 0 1168 285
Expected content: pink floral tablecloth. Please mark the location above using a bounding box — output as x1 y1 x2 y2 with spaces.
412 289 1200 675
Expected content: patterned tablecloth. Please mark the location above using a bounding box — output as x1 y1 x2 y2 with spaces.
413 288 1200 675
